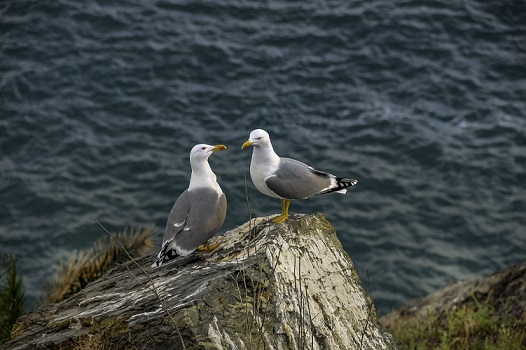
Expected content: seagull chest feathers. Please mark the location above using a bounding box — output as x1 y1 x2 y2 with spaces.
250 141 281 198
188 158 223 195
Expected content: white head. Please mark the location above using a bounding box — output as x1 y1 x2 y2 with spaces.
190 144 227 163
188 144 226 189
241 129 272 149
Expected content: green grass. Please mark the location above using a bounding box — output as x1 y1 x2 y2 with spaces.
0 256 25 344
388 295 525 350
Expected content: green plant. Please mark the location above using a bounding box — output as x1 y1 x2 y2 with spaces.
388 294 525 350
0 255 25 344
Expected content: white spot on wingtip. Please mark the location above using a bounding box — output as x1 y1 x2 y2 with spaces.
173 222 184 228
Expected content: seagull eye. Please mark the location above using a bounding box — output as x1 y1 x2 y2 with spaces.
256 137 262 140
201 147 206 150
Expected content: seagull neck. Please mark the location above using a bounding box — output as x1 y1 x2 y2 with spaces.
253 144 280 163
189 160 219 191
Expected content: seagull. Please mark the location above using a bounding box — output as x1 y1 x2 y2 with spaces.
152 144 227 267
241 129 357 223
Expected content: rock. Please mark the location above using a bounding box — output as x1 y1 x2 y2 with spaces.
379 261 526 328
3 213 398 350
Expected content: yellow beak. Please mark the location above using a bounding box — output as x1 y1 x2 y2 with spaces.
211 144 227 152
241 140 253 149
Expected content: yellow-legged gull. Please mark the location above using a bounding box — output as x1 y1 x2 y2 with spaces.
152 144 227 267
241 129 357 223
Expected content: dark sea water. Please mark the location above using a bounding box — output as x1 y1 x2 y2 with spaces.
1 0 525 315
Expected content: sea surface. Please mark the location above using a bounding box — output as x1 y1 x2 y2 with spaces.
1 0 525 315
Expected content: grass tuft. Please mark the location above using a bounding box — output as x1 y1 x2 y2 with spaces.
43 226 155 304
0 255 25 344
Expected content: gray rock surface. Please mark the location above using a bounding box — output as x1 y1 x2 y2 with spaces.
4 213 398 350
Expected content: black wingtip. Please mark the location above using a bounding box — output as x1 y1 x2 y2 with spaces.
342 178 358 187
336 177 358 191
152 243 179 267
320 177 358 194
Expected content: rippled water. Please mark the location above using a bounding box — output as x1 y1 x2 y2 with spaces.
1 0 525 314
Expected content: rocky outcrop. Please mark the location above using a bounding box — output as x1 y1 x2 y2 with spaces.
380 261 526 328
4 213 397 350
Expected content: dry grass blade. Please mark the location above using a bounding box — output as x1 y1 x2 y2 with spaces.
96 221 187 350
360 270 374 350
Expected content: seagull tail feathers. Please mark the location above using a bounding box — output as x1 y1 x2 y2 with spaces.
321 177 358 195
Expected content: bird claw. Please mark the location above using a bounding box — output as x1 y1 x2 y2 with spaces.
196 240 222 252
272 214 288 224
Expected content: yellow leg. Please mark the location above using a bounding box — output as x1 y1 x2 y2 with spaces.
196 239 222 252
272 199 290 224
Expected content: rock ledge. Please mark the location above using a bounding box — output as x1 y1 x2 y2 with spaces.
4 213 397 350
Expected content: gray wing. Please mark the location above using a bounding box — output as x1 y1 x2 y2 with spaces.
265 158 332 199
162 190 192 248
168 188 227 256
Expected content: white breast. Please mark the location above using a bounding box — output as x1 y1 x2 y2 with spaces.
250 148 281 198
